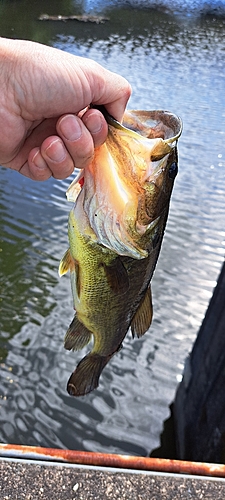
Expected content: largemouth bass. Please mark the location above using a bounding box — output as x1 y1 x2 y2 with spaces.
59 108 182 396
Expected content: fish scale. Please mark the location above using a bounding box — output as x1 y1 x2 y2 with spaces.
59 108 182 396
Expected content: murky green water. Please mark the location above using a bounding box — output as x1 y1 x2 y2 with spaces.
0 0 225 455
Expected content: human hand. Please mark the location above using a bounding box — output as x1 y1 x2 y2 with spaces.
0 38 131 181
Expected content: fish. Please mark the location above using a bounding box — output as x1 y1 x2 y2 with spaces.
59 108 182 396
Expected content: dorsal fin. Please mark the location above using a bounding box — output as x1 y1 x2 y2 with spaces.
103 257 129 294
59 248 74 276
64 315 92 351
131 286 153 338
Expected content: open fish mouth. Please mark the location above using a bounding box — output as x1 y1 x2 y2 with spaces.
67 109 182 259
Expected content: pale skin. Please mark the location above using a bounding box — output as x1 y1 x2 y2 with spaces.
0 37 131 181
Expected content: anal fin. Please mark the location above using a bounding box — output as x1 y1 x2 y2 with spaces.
131 286 153 338
67 353 111 396
64 315 92 351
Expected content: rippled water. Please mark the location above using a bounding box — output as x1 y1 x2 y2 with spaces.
0 1 225 455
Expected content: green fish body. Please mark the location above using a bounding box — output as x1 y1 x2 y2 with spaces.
59 109 182 396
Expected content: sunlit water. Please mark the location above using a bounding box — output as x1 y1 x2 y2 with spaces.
0 0 225 455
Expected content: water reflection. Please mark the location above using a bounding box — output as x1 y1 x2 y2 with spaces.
81 0 225 16
0 1 225 456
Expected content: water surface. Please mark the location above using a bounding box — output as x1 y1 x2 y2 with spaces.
0 0 225 455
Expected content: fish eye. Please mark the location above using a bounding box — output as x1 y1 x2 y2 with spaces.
168 162 178 180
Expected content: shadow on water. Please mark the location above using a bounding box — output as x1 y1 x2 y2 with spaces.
150 404 177 459
0 0 225 457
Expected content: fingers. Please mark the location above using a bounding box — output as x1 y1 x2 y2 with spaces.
56 109 107 169
80 108 108 148
27 110 108 180
101 77 132 123
27 141 74 181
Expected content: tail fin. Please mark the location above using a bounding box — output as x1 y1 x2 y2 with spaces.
67 353 111 396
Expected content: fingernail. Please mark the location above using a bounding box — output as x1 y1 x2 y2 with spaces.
31 150 47 170
59 115 82 141
85 112 103 134
45 139 66 162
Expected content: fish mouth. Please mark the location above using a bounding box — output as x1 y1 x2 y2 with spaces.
67 109 182 259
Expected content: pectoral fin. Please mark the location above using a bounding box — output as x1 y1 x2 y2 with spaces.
103 257 129 295
64 315 92 351
59 248 74 276
131 286 153 338
67 353 111 396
